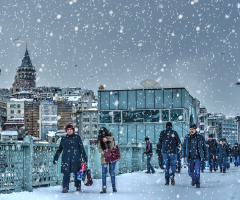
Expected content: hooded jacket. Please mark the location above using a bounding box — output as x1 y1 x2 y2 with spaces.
217 143 229 157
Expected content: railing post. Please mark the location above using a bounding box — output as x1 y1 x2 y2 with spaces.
126 143 132 173
137 143 143 171
23 135 33 192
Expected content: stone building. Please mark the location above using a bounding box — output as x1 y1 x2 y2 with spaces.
11 44 36 94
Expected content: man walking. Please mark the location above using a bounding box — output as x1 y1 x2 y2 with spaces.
232 143 240 167
206 134 218 172
182 124 208 188
216 139 229 173
144 137 155 174
159 122 181 185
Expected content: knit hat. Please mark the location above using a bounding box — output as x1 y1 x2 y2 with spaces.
166 122 172 128
209 134 213 138
190 124 197 129
65 124 75 133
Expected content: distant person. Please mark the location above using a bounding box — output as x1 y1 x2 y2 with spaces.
156 142 164 173
206 134 218 172
97 127 118 194
176 145 182 174
216 139 229 173
159 122 181 185
144 137 155 174
53 124 87 193
182 124 208 188
232 143 240 167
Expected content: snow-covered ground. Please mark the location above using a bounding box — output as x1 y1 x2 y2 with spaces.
1 165 240 200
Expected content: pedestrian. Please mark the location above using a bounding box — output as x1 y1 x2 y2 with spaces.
97 127 118 194
182 124 208 188
159 122 181 185
232 143 240 167
216 139 229 173
144 137 156 174
53 124 88 193
206 134 218 172
156 142 164 173
223 139 231 169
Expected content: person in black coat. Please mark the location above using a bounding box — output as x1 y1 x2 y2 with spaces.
232 143 240 167
156 142 164 173
182 124 208 188
216 139 229 173
206 134 218 172
144 137 155 174
53 124 88 193
159 122 181 185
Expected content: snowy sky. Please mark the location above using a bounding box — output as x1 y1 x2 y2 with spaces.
0 0 240 116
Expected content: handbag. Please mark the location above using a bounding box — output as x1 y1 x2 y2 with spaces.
84 169 93 186
104 139 121 163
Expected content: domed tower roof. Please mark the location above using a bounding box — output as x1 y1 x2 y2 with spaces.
21 43 32 67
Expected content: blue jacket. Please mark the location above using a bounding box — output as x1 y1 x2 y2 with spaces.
182 133 209 161
217 144 229 158
53 133 87 173
206 139 218 155
159 128 181 154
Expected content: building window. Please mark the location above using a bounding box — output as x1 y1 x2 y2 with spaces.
92 118 97 122
10 110 14 114
122 110 159 123
200 125 204 131
17 104 21 108
93 131 97 135
84 131 90 135
114 111 121 123
162 110 169 121
83 118 89 122
170 109 184 121
100 111 112 123
200 117 204 122
10 104 16 108
83 112 89 115
17 110 21 114
92 124 97 129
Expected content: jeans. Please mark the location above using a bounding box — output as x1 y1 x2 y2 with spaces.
187 158 201 184
146 154 155 173
102 161 116 187
209 154 217 172
234 156 239 167
218 156 227 172
63 171 81 190
162 153 177 180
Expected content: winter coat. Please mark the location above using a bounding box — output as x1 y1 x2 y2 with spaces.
159 127 181 154
97 133 115 164
145 140 153 155
206 139 218 155
217 144 229 158
182 132 209 161
53 133 87 174
231 146 240 157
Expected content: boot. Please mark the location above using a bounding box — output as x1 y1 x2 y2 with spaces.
100 186 107 194
191 180 196 186
112 184 117 193
76 186 81 192
165 179 169 185
62 188 68 193
170 176 175 185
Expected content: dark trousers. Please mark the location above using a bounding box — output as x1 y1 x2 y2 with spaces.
187 158 201 184
234 156 239 167
176 154 181 172
162 153 177 180
158 158 164 169
209 153 217 172
218 156 227 172
63 171 81 190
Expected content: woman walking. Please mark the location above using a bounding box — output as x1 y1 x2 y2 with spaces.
97 127 118 194
53 124 87 193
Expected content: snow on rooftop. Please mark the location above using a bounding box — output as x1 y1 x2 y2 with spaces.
1 131 18 136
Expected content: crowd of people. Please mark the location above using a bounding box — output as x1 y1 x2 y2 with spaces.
53 123 240 194
154 122 240 188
